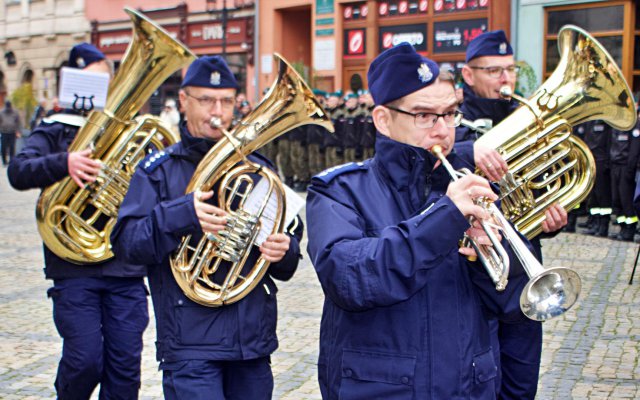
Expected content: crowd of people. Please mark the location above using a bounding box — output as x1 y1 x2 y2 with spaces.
4 28 640 400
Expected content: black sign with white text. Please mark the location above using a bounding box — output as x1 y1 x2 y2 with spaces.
433 18 487 54
379 23 428 52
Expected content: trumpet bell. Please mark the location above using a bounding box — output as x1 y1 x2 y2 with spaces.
520 266 582 321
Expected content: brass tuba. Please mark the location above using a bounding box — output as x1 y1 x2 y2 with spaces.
170 54 334 307
475 25 637 239
36 8 196 264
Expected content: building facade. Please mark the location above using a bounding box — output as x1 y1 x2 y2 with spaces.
258 0 511 96
514 0 639 98
0 0 89 123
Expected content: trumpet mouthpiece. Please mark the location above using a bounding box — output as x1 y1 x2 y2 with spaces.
210 117 222 128
430 145 444 155
499 86 513 99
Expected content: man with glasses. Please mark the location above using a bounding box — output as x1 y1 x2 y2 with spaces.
111 56 304 399
306 43 532 399
456 30 568 400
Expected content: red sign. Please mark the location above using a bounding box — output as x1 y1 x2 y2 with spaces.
379 2 389 16
480 0 489 6
399 1 409 14
434 0 443 12
457 0 467 9
419 0 429 12
344 6 353 19
361 4 368 17
344 29 366 57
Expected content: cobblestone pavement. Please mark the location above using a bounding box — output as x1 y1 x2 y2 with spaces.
1 170 638 399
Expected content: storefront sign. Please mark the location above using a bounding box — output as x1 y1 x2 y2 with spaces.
314 39 336 71
188 19 249 48
344 28 366 58
316 28 335 36
433 18 487 53
97 26 179 54
379 1 428 18
316 0 334 15
379 24 427 52
434 0 489 13
316 18 334 26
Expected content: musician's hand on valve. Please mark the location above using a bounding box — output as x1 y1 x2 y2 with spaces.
447 174 497 221
194 190 227 235
474 144 508 182
68 148 102 187
541 202 568 233
459 220 502 257
259 233 291 262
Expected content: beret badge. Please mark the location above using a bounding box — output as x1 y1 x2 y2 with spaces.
417 63 433 83
76 57 86 68
499 42 507 55
210 71 221 86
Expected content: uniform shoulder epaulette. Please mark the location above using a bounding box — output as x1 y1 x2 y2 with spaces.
312 161 367 184
141 148 174 173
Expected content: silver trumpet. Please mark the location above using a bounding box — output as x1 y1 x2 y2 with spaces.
431 145 581 321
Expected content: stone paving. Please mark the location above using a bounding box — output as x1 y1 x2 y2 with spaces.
0 169 639 399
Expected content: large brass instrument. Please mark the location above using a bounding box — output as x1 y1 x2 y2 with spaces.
475 25 637 239
431 145 581 321
170 54 334 307
36 8 196 264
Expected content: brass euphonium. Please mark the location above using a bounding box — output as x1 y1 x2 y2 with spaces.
475 25 637 239
473 25 637 320
36 8 196 264
170 54 334 307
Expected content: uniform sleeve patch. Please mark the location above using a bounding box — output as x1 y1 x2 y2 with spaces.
141 148 173 173
312 161 367 184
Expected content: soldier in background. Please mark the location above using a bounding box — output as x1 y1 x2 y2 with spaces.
341 93 361 163
307 89 328 177
609 106 640 241
582 120 613 237
357 90 376 160
324 92 344 168
290 125 310 192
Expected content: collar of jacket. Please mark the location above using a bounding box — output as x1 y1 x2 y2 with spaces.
461 83 517 124
372 133 460 191
174 121 218 161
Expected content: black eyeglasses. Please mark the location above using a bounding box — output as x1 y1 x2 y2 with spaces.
469 65 520 78
185 91 235 109
385 105 463 129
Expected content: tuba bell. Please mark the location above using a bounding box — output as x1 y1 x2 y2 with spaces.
36 8 196 264
475 25 637 239
170 54 334 307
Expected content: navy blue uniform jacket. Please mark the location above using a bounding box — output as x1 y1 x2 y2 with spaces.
306 134 529 399
111 125 303 363
7 116 145 279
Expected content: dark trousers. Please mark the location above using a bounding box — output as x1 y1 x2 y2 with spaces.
1 132 16 165
47 277 149 400
162 357 273 400
611 164 636 219
493 318 543 400
588 162 612 211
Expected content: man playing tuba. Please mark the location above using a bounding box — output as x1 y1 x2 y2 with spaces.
8 43 150 399
111 56 303 399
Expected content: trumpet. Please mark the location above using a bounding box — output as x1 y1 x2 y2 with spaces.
431 145 581 321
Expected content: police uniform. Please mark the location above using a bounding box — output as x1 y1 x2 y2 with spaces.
306 42 532 400
456 31 543 400
7 43 148 399
111 56 303 399
609 120 640 240
583 120 613 236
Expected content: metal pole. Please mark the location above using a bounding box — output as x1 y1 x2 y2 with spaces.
630 243 640 285
222 0 228 58
253 0 259 103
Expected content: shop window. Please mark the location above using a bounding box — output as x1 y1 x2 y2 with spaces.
547 6 623 35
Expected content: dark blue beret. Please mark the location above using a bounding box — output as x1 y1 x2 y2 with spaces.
466 30 513 63
69 43 105 69
367 42 439 106
181 56 239 90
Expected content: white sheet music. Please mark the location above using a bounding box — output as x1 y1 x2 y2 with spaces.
58 67 110 110
243 178 305 246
